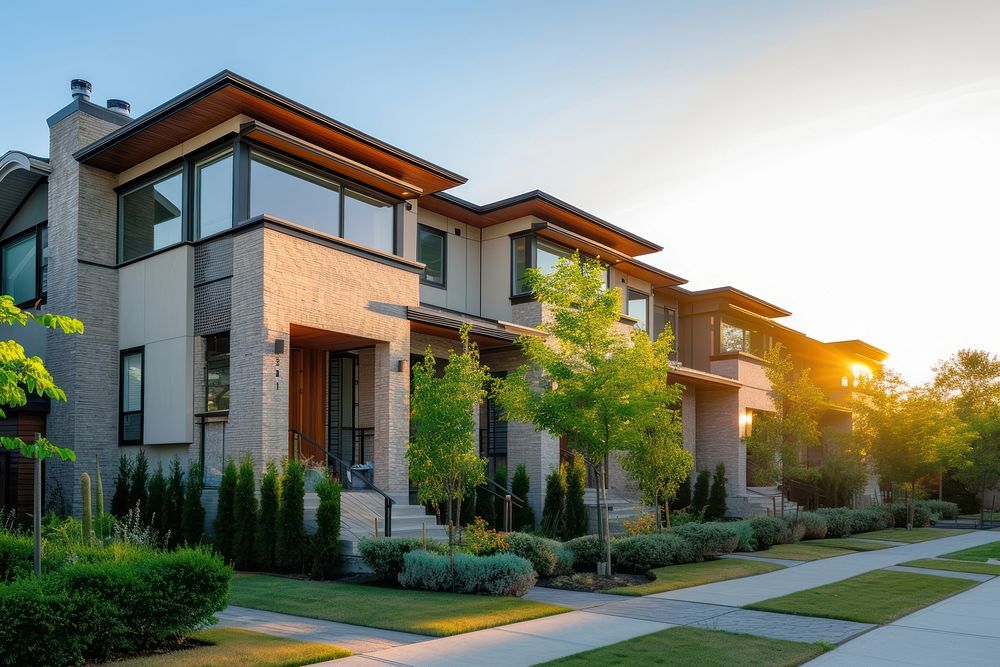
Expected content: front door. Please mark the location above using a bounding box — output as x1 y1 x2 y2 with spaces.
288 348 327 459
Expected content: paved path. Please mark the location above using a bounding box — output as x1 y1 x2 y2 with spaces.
806 576 1000 666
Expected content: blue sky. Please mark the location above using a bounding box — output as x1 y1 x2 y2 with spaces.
4 0 998 382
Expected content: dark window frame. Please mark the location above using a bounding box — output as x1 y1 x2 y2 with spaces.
204 332 231 413
192 147 236 242
511 232 610 298
119 346 145 446
417 224 448 288
0 222 48 308
626 288 650 334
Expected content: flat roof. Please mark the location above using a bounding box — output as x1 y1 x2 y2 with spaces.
671 285 792 318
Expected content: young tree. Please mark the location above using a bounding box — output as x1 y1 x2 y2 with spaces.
232 454 258 569
562 452 588 540
744 343 826 485
214 458 237 563
692 469 711 514
540 464 567 538
854 371 974 528
257 459 279 570
182 461 206 545
706 463 728 520
407 324 488 568
495 252 679 574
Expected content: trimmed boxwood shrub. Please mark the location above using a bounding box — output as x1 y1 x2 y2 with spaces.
506 532 570 577
398 550 536 596
792 511 828 540
611 532 697 572
359 537 448 580
918 499 958 520
784 519 806 543
564 535 601 571
672 522 740 559
748 516 787 549
850 506 892 534
816 507 854 538
891 502 932 528
725 520 756 552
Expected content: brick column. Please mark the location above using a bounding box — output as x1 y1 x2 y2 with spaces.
374 340 409 499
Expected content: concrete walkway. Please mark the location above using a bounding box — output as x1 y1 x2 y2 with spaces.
806 576 1000 666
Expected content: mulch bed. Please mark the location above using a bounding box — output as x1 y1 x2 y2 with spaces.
539 571 649 592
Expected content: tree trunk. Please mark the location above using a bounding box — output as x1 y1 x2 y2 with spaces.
907 479 914 530
598 460 611 577
447 489 455 592
654 490 662 532
664 498 671 530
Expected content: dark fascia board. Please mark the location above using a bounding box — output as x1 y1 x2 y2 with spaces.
408 305 519 342
672 285 792 318
47 98 132 128
433 190 663 254
827 339 890 363
73 70 467 186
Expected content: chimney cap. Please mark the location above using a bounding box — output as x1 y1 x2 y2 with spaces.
106 99 131 116
70 79 92 101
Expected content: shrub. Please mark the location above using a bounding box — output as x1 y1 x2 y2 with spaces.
181 462 205 546
674 473 692 511
816 507 854 538
164 456 185 547
623 512 657 536
398 550 536 596
553 545 575 575
0 533 35 581
131 450 150 522
147 464 167 536
232 454 258 569
511 465 535 531
563 453 588 540
111 454 134 518
793 511 828 540
257 459 279 570
540 465 567 538
850 506 892 534
506 532 563 577
668 508 702 527
705 463 728 520
474 483 496 528
312 475 341 579
917 499 958 520
563 535 601 571
277 457 307 572
725 520 756 552
611 532 696 572
213 458 237 563
672 522 740 559
692 469 710 513
748 515 787 549
784 519 806 543
891 502 932 528
463 517 509 556
359 537 448 580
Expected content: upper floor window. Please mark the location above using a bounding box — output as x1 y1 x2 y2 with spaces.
1 225 48 306
120 169 183 262
721 320 765 355
344 188 394 254
627 289 649 332
652 304 679 360
195 150 234 239
205 332 230 412
511 235 608 296
250 152 341 237
417 225 447 287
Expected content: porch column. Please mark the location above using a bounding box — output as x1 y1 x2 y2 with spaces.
374 340 409 499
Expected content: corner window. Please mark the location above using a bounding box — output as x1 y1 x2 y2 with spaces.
627 289 649 332
653 305 679 359
511 236 531 295
120 170 183 262
195 151 234 239
205 332 230 412
344 189 395 254
120 348 143 445
535 238 570 276
250 152 341 237
721 320 765 355
417 225 447 287
2 233 36 305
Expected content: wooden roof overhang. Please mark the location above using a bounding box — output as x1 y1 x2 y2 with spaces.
667 365 742 390
74 71 466 197
421 191 662 257
671 286 792 319
408 305 542 350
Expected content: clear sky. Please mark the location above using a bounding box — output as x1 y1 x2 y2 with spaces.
4 0 997 383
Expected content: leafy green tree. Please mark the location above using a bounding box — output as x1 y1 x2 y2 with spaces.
147 463 167 535
182 461 205 545
407 324 488 562
540 464 567 538
562 453 588 540
111 454 133 517
706 463 728 520
511 464 535 531
276 457 306 572
257 459 279 570
744 343 826 485
495 251 676 574
692 469 710 514
213 458 237 562
130 449 150 521
311 474 342 579
233 454 258 569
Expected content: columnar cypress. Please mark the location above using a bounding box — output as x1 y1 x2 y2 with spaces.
130 450 150 521
182 462 205 545
147 463 167 534
706 463 728 520
540 465 567 538
511 464 535 531
474 482 496 527
213 458 238 563
311 475 342 579
692 468 711 514
232 454 258 569
674 473 692 511
562 453 588 540
111 454 133 518
277 458 306 572
256 459 279 571
164 456 185 546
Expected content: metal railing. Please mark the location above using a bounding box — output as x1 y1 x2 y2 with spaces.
290 429 394 537
475 476 526 533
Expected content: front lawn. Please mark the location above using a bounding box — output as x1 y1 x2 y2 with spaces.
112 628 350 666
900 558 1000 576
607 558 784 596
853 528 970 543
534 626 828 666
229 574 568 636
759 543 855 561
940 541 1000 562
807 538 893 552
745 570 975 624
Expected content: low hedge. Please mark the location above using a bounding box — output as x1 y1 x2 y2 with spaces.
850 506 892 534
563 535 601 571
748 516 787 549
816 507 854 538
0 547 230 665
505 533 573 578
398 550 536 596
672 522 741 559
791 512 827 540
918 499 958 520
891 502 933 528
611 532 697 572
358 537 448 580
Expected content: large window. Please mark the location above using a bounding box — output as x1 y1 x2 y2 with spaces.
250 152 341 237
511 235 607 296
120 170 183 262
344 188 394 254
653 304 679 360
195 151 234 239
720 320 765 355
627 289 649 333
417 225 447 286
512 236 531 295
535 238 570 276
205 332 230 412
120 348 143 445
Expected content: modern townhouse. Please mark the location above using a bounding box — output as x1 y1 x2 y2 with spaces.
0 72 885 541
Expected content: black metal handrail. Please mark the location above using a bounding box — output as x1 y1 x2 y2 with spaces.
289 429 394 537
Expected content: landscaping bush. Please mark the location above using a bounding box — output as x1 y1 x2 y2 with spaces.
672 522 740 559
506 532 565 577
111 454 133 518
674 473 692 511
623 512 657 536
164 456 185 547
398 550 536 596
0 533 35 581
232 454 258 569
474 483 496 528
311 475 341 579
705 463 728 520
214 458 237 562
147 464 167 535
276 457 307 572
611 532 697 572
891 502 932 528
511 465 536 531
131 450 150 523
792 511 828 540
784 518 806 543
540 465 567 538
563 453 588 540
748 515 787 549
256 459 279 569
181 461 205 546
493 466 507 529
918 499 958 520
563 535 601 571
725 520 756 552
359 537 448 580
850 506 892 534
816 507 854 538
463 517 509 556
692 469 711 513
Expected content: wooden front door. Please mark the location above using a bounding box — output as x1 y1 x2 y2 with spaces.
288 348 326 459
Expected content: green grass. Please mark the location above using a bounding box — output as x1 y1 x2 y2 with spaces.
229 574 568 637
853 528 970 543
940 541 1000 562
534 626 828 666
960 512 1000 521
607 558 783 596
900 558 1000 576
746 570 975 624
759 543 855 561
807 538 893 551
112 628 350 666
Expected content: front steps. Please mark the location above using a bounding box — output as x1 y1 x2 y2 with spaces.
583 488 652 535
746 486 800 517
